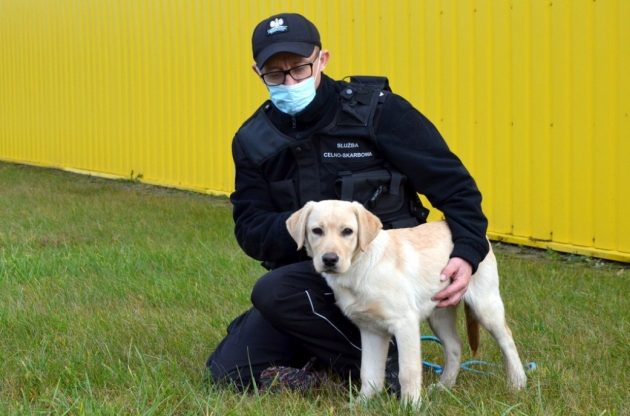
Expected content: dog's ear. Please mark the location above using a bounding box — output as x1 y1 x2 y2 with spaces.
286 201 316 250
352 202 382 251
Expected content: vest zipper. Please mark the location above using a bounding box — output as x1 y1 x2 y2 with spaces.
291 116 297 129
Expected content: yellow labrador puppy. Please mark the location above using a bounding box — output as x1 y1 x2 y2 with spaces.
286 200 526 406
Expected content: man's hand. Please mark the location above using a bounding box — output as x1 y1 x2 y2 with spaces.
432 257 473 308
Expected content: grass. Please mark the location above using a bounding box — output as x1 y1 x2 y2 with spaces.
0 161 628 415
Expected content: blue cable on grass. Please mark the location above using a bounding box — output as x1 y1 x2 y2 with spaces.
420 335 537 376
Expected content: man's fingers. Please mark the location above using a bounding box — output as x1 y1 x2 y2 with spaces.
433 284 453 301
436 291 464 308
434 282 466 306
439 263 458 282
434 257 473 308
433 273 465 300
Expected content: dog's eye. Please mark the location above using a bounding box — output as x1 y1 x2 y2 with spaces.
312 227 324 236
342 228 354 236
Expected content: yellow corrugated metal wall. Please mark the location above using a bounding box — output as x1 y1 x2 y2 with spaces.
1 0 628 262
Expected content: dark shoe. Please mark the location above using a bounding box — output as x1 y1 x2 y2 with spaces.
258 358 320 393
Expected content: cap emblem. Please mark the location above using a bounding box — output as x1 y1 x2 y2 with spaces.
267 18 288 35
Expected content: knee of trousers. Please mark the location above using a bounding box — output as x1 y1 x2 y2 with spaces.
250 271 285 322
251 266 318 325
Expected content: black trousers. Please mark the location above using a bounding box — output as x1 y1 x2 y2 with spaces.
206 261 366 388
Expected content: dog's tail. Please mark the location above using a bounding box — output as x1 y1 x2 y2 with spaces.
464 303 480 357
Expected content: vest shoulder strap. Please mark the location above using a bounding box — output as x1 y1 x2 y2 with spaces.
333 76 391 139
235 103 292 166
348 75 391 92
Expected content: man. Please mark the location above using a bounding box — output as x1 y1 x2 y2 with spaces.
206 13 488 390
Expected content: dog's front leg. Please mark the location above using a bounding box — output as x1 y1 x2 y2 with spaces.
359 328 390 401
394 318 422 407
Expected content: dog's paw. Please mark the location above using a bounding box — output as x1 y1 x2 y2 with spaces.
358 386 378 402
509 370 527 390
401 393 422 409
438 373 457 388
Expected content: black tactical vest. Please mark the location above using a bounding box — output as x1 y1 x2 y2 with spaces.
236 77 429 229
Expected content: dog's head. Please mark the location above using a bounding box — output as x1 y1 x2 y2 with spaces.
286 200 382 274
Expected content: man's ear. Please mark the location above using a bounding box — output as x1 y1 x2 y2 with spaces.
352 201 382 251
286 201 316 250
318 49 330 72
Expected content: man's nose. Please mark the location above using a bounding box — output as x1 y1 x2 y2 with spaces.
283 75 299 86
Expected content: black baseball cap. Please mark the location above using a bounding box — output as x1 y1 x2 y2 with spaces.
252 13 321 68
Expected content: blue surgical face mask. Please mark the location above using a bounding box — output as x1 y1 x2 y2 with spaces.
268 77 316 115
267 54 320 115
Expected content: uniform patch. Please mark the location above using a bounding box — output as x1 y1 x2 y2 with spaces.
320 139 375 161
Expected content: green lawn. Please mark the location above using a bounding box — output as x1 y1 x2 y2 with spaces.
0 162 627 415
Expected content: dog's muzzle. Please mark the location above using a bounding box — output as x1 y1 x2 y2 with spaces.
321 252 339 272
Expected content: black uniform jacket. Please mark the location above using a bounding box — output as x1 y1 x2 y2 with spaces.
230 74 489 271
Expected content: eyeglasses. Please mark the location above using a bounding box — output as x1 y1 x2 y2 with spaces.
259 60 316 86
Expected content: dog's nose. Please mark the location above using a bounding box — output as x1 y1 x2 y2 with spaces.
322 252 339 267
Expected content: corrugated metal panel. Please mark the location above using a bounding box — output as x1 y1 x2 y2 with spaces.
0 0 628 262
